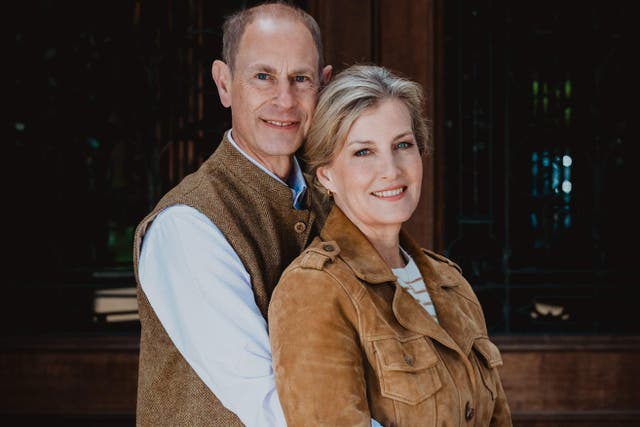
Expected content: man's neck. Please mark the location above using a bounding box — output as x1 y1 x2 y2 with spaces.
226 129 293 183
262 158 293 182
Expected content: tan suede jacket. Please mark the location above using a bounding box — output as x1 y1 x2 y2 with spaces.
269 206 512 427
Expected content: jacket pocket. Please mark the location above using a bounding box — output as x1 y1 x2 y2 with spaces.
373 336 442 405
471 337 503 399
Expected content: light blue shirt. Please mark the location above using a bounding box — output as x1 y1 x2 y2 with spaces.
139 130 382 427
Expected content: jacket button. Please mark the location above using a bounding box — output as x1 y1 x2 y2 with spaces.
294 222 306 233
322 244 334 252
403 353 414 366
465 401 475 421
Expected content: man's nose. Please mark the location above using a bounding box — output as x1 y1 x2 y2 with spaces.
273 79 296 109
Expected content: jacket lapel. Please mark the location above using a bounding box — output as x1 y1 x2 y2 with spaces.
321 207 483 354
320 207 397 284
400 230 485 356
320 206 481 389
391 281 461 352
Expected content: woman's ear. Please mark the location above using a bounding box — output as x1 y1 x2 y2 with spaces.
212 60 232 108
316 166 335 193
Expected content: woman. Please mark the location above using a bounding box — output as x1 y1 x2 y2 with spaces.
268 65 512 427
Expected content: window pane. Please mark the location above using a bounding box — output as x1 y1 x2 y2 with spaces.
442 0 636 334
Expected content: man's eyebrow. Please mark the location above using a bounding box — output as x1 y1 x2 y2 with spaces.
289 66 316 76
246 63 316 77
246 63 278 74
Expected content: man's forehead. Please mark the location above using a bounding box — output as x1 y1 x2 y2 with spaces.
242 15 311 44
235 17 319 71
250 14 282 32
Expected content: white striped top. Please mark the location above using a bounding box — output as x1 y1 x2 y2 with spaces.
392 248 439 323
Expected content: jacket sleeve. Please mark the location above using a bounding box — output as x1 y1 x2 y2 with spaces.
268 266 372 427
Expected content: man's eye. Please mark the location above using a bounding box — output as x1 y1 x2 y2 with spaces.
355 148 370 157
294 75 308 83
256 73 268 80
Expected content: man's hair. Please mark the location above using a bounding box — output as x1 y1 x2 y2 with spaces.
222 1 325 77
303 64 432 182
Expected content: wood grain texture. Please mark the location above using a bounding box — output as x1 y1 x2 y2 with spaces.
2 334 639 427
309 0 441 249
1 335 138 415
494 335 640 414
309 0 373 73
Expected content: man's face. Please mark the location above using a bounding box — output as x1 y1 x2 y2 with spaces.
222 17 326 177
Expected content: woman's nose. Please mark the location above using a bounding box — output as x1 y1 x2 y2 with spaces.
378 153 401 180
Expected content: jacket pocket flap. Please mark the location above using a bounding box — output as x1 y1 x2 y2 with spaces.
374 336 439 372
472 337 503 368
372 336 442 405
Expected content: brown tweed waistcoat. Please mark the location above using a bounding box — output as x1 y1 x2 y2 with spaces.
133 131 327 426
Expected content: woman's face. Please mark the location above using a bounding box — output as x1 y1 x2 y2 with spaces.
317 98 423 237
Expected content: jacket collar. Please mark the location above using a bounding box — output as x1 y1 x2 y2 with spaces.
319 205 460 291
399 228 459 290
401 232 486 356
320 205 484 359
320 206 397 284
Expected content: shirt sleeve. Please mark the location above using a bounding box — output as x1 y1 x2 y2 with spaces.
269 267 373 426
138 204 286 427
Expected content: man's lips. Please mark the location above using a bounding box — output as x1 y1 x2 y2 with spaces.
263 119 299 128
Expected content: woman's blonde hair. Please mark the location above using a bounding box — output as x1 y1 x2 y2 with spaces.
303 64 431 180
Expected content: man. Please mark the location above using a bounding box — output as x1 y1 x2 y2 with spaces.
133 2 332 426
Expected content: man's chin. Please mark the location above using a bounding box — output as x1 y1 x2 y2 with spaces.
262 137 304 156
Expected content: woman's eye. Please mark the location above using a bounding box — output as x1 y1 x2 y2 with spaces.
396 141 414 149
354 148 370 157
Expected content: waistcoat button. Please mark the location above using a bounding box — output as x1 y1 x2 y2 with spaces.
465 401 475 421
322 244 334 252
294 222 306 233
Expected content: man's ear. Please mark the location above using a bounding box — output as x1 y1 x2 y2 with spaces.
212 60 232 108
316 165 335 193
321 65 333 86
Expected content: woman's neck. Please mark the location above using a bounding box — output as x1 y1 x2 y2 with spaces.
367 232 405 269
339 205 406 269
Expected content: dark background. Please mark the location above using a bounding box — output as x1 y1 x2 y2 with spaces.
7 0 638 336
4 1 639 425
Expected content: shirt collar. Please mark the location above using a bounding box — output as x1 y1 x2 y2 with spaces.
227 129 307 209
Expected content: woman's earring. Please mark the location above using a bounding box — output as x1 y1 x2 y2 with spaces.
326 188 333 197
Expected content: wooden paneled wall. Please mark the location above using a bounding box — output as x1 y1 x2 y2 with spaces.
494 336 640 426
309 0 445 251
2 335 639 426
1 336 138 425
